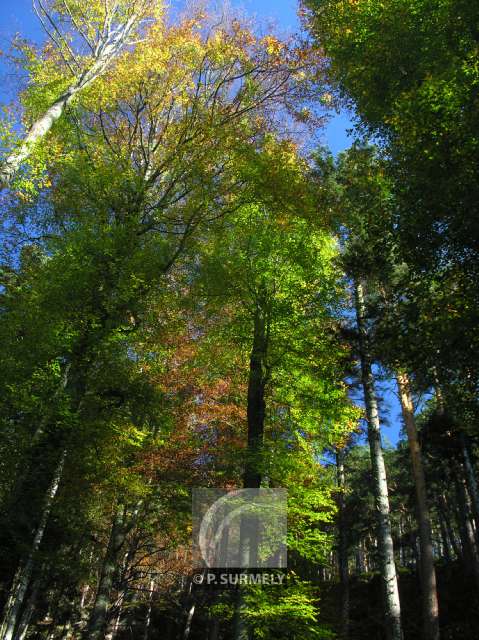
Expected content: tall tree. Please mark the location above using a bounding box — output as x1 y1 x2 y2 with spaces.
333 143 442 640
0 8 322 635
336 447 350 640
354 280 403 640
396 372 439 640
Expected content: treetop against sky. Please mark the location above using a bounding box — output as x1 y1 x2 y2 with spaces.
0 0 401 445
0 0 352 154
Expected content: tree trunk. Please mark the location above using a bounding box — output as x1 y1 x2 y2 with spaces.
355 541 367 575
437 512 452 563
243 309 267 490
234 308 268 640
438 495 460 560
396 372 439 640
455 478 479 589
0 11 140 187
460 435 479 538
209 618 220 640
354 281 403 640
233 592 249 640
183 603 196 640
1 450 66 640
398 518 406 567
85 506 127 640
15 574 41 640
179 578 196 640
143 579 155 640
336 449 350 640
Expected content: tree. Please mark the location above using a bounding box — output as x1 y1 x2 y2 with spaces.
303 0 479 451
396 373 439 640
303 0 479 270
193 160 358 639
335 447 350 640
0 8 324 635
353 280 403 640
0 0 161 188
330 142 445 640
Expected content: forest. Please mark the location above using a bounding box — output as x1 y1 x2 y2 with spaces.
0 1 478 639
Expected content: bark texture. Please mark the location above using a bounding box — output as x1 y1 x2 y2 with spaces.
397 372 439 640
85 506 127 640
354 281 403 640
336 449 350 640
455 477 479 589
234 308 268 640
1 450 66 640
460 435 479 539
243 309 267 490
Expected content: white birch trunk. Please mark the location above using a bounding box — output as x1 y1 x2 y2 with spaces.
15 574 40 640
336 449 350 640
183 603 196 640
142 579 155 640
0 11 140 187
354 281 403 640
1 450 67 640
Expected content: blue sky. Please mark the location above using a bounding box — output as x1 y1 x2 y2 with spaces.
0 0 353 154
0 0 403 445
0 1 43 46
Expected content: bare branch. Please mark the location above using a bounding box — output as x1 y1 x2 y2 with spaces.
61 0 96 53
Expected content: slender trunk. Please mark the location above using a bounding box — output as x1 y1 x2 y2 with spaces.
111 529 145 639
398 518 406 567
439 495 460 559
0 569 21 640
0 13 140 187
355 542 366 575
120 585 141 639
180 579 196 640
460 435 479 537
243 309 267 490
1 450 66 640
105 544 136 640
15 575 41 640
80 583 90 610
233 593 249 640
183 604 196 640
396 373 439 640
354 282 402 640
209 618 220 640
336 450 350 640
105 598 122 640
455 478 479 588
143 579 155 640
437 512 452 563
85 506 127 640
234 308 268 640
